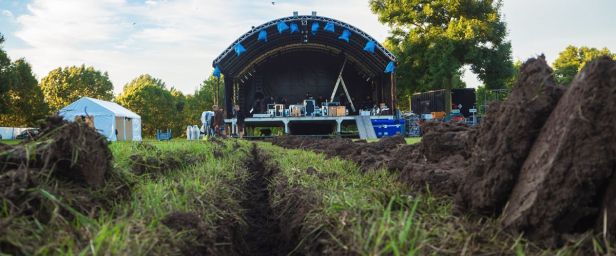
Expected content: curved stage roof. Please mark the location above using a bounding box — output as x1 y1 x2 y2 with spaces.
213 15 396 78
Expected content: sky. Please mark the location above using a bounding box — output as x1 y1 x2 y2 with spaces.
1 0 615 95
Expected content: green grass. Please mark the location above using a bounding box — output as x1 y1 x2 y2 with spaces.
1 140 248 255
2 139 608 255
0 139 21 145
257 140 602 255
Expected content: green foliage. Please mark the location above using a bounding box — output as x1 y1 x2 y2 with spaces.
0 59 49 126
181 75 223 126
0 33 13 113
0 34 49 126
115 74 183 137
40 65 114 112
553 45 616 85
370 0 514 98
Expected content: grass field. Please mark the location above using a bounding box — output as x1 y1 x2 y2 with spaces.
0 139 21 145
1 138 601 255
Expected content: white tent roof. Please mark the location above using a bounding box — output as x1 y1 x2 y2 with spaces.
60 97 140 118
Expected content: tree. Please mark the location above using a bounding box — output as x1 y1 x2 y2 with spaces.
370 0 514 96
181 75 223 126
40 65 114 112
0 33 12 113
0 34 49 126
552 45 615 85
115 74 180 137
0 59 49 126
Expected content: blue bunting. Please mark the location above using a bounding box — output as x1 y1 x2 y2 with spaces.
213 65 221 78
234 43 246 56
385 61 396 74
277 21 289 33
290 23 299 33
258 30 268 42
363 41 376 53
338 29 351 42
311 22 320 35
324 22 335 32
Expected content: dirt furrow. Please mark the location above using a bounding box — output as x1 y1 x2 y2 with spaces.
235 144 290 256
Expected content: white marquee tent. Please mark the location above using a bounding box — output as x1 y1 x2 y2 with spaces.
59 97 142 141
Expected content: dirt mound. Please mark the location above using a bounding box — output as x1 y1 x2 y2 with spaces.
396 123 472 195
272 131 471 196
271 136 407 172
0 116 112 187
499 56 616 244
399 154 467 196
420 122 474 162
456 56 566 215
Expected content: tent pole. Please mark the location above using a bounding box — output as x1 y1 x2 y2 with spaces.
123 117 127 141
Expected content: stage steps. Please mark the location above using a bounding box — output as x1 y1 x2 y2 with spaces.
355 116 377 140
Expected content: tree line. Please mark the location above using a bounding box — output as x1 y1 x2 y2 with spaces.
1 34 223 137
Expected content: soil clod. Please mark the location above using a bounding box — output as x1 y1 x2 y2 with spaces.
455 56 566 216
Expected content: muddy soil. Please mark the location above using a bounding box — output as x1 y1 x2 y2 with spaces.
272 125 472 196
500 56 616 244
455 56 566 216
234 144 287 256
0 116 112 187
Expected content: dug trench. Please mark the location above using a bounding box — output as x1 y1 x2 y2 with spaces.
232 144 302 256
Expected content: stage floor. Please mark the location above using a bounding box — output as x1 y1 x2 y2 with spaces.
225 115 394 134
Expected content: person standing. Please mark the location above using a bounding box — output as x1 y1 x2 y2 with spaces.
201 109 215 136
234 105 246 139
212 105 224 138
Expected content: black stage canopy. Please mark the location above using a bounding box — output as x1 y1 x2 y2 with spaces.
213 14 397 117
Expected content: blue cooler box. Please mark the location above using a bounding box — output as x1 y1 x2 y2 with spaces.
371 119 405 138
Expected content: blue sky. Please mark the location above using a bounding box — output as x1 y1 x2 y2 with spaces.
1 0 615 94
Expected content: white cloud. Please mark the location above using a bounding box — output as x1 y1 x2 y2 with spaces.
6 0 391 94
2 9 13 18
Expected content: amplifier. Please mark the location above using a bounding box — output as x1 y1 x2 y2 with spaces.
290 105 303 117
274 104 285 117
304 100 316 116
328 106 346 117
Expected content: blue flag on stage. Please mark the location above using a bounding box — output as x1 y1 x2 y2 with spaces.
213 65 221 78
277 22 289 33
290 23 299 33
363 41 376 53
385 61 396 73
234 43 246 56
258 30 268 42
311 22 320 35
324 22 335 32
338 29 351 42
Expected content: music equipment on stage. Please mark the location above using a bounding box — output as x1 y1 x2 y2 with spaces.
304 100 316 116
267 109 275 117
328 106 346 117
274 104 285 117
314 109 322 116
290 105 303 117
322 101 340 107
253 114 271 118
